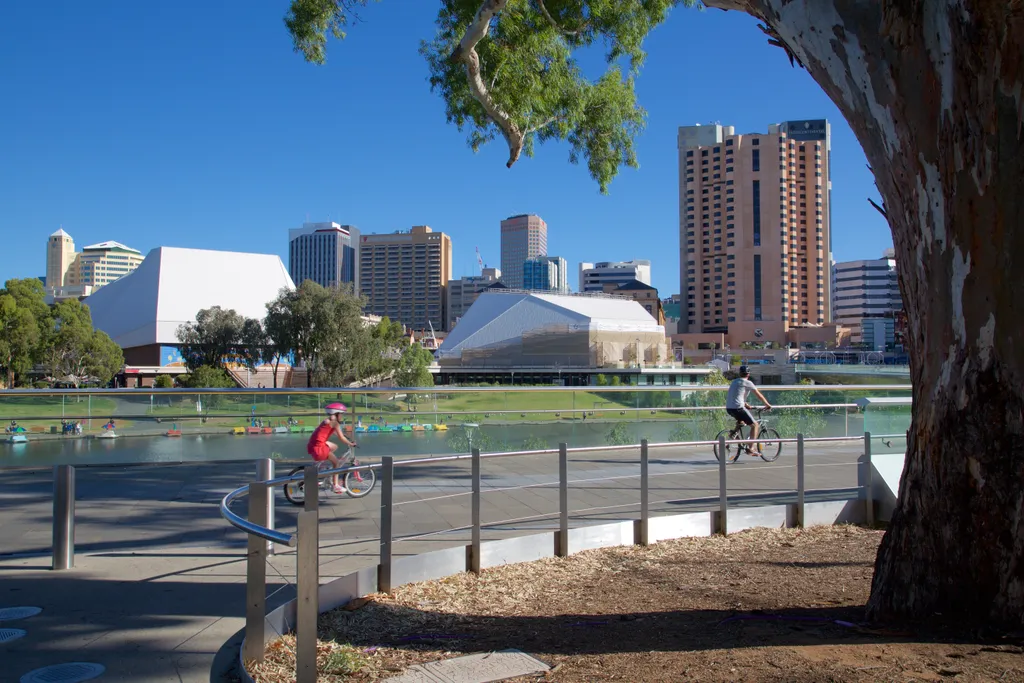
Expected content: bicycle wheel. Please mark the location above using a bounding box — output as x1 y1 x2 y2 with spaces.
283 466 306 506
344 462 377 498
758 427 782 462
713 429 738 463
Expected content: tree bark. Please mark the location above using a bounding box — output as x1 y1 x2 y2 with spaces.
704 0 1024 625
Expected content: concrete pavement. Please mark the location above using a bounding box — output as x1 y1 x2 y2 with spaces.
0 438 896 682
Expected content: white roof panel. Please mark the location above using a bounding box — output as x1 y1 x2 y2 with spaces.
85 247 295 347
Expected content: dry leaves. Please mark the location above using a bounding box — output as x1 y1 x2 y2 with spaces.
248 526 1023 682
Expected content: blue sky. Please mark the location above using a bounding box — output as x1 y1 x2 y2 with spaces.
0 1 892 295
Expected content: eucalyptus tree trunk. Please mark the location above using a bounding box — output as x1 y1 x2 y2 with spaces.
705 0 1024 625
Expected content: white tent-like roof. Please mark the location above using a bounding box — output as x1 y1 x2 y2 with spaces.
437 291 664 360
85 247 295 348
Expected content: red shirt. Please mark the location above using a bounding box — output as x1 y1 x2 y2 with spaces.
308 421 333 447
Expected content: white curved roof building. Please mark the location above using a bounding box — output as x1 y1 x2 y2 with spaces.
437 290 668 368
84 247 294 365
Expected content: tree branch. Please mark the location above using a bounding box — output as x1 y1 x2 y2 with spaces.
536 0 580 36
449 0 524 168
526 115 560 134
868 197 888 219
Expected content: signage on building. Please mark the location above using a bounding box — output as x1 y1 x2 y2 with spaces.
785 119 828 141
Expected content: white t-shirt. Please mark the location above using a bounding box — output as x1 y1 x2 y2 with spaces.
726 378 757 409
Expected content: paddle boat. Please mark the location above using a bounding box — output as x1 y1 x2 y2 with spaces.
246 426 261 435
165 423 182 437
273 425 289 434
399 424 413 432
367 424 382 433
433 423 448 431
5 434 28 444
95 430 118 440
411 424 425 432
423 423 434 431
231 427 246 435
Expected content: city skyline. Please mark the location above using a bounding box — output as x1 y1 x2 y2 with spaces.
0 3 894 298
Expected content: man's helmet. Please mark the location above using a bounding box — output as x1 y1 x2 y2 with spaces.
325 402 347 416
739 365 750 376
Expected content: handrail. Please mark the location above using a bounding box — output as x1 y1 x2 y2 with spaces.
218 432 908 545
0 383 912 397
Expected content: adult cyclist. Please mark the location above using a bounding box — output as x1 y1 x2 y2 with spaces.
725 366 773 455
307 402 357 494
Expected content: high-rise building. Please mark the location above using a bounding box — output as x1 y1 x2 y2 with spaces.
677 119 833 346
447 267 502 329
500 214 547 289
46 229 76 291
832 250 902 345
578 260 651 293
45 230 144 300
359 225 453 332
523 256 568 292
288 222 360 289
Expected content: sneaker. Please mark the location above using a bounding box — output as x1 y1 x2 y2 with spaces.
333 484 347 494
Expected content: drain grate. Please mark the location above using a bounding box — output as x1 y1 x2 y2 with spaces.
0 627 27 643
0 607 42 622
20 663 105 683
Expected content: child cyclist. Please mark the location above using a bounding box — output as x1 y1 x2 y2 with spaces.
307 402 357 494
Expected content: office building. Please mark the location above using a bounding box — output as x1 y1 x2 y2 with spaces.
45 229 144 300
288 222 359 288
832 250 903 346
579 260 651 293
448 267 502 329
602 280 666 325
523 256 568 292
677 119 835 347
359 225 453 332
500 214 547 289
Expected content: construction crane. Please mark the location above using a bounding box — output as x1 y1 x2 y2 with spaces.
475 247 485 274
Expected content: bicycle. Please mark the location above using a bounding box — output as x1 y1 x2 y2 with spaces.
282 447 377 505
714 408 781 463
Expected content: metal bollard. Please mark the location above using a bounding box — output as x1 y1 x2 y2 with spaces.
303 464 318 513
557 443 569 557
52 465 76 571
257 458 275 555
378 456 394 593
470 448 481 574
295 508 319 683
639 439 650 546
718 434 728 535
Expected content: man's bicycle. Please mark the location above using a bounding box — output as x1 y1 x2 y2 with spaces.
282 447 376 505
713 408 782 463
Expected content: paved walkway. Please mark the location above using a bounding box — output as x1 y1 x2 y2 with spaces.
0 439 894 682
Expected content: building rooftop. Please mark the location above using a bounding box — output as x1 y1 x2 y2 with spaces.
81 241 142 254
615 279 656 292
50 228 71 238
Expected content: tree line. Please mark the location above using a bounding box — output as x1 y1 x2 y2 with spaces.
175 281 434 389
0 278 124 388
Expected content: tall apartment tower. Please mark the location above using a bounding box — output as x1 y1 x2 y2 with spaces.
288 222 360 289
359 225 452 332
677 120 832 346
500 214 547 289
46 228 76 289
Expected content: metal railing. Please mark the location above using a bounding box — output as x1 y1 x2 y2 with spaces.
219 430 903 682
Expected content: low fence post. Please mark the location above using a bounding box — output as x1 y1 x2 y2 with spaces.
52 464 76 571
718 434 728 535
557 443 569 557
295 505 319 683
379 456 394 593
639 439 650 546
470 448 481 574
303 464 318 512
796 433 806 528
257 458 275 555
243 482 270 664
864 432 874 526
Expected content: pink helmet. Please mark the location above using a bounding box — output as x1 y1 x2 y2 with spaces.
325 402 347 416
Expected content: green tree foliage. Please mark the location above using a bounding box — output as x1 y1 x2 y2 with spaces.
3 278 51 344
41 300 123 387
176 306 247 371
153 374 175 389
182 365 236 389
285 0 692 193
0 293 40 387
393 343 435 388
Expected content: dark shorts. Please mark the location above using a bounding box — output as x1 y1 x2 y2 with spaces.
727 407 755 425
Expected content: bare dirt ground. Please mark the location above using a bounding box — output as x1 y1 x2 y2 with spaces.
248 526 1024 682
